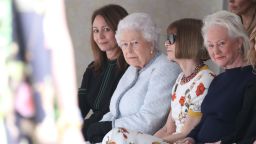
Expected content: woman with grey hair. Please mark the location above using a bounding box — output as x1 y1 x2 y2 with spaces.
85 12 180 143
176 10 256 144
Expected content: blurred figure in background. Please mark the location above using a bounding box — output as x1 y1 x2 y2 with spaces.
0 0 83 143
78 4 129 142
228 0 256 49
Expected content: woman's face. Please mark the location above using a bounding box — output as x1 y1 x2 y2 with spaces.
165 30 177 61
205 25 243 69
119 29 153 68
228 0 252 15
92 15 117 52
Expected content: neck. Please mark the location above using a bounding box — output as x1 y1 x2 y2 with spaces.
224 56 248 69
138 50 156 69
241 4 256 29
106 47 120 60
178 59 201 77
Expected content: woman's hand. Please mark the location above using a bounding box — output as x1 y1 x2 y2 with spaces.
174 137 195 144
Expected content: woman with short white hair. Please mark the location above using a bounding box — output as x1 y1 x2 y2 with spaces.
86 12 180 143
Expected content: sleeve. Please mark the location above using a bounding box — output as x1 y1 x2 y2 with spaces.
101 111 114 121
78 65 91 118
113 63 180 134
221 81 256 144
242 82 256 141
188 70 214 116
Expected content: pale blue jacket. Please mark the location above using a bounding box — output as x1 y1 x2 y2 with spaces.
101 52 180 134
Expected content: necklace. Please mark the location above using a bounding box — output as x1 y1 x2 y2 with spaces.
181 62 204 84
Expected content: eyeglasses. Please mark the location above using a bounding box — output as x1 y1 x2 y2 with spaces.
120 40 140 49
166 34 176 45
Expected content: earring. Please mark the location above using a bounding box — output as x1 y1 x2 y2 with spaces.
150 49 154 54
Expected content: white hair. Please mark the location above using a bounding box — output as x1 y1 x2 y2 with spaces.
202 10 250 59
115 12 160 49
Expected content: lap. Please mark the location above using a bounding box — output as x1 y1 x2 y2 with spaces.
102 127 168 144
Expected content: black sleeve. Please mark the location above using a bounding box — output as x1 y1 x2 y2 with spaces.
221 82 256 144
82 111 106 141
84 111 105 126
78 65 92 118
238 83 256 144
86 121 112 143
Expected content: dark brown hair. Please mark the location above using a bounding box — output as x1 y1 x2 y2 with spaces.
167 18 209 61
90 4 128 73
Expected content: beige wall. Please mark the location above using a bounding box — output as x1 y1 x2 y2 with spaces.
65 0 223 87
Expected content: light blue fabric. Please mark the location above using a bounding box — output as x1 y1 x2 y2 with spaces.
101 52 181 134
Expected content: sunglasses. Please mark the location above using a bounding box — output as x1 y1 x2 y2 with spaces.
167 34 176 45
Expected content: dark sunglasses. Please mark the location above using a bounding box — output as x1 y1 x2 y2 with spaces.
167 34 176 45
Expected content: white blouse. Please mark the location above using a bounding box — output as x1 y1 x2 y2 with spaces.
171 66 215 133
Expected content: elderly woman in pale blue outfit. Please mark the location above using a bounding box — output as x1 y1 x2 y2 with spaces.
86 12 180 142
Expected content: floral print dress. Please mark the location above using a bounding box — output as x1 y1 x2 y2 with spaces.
101 66 215 144
171 65 215 133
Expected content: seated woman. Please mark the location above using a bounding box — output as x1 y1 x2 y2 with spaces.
176 10 256 144
85 12 181 143
78 4 129 142
102 18 215 144
221 18 256 144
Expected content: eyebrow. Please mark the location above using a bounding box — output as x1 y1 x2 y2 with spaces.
92 25 109 28
207 39 226 43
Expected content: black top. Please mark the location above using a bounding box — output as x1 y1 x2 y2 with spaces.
222 78 256 144
78 60 127 122
188 66 256 143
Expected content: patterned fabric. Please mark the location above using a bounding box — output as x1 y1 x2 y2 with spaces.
101 65 215 144
171 65 215 133
102 127 168 144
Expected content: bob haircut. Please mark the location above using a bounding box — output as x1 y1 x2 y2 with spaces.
90 4 128 73
115 12 160 49
167 18 209 61
202 10 250 61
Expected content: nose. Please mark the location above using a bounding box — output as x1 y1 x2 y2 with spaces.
212 45 221 55
164 41 170 47
99 30 105 39
126 45 134 53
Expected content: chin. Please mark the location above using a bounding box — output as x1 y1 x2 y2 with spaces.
216 63 227 68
